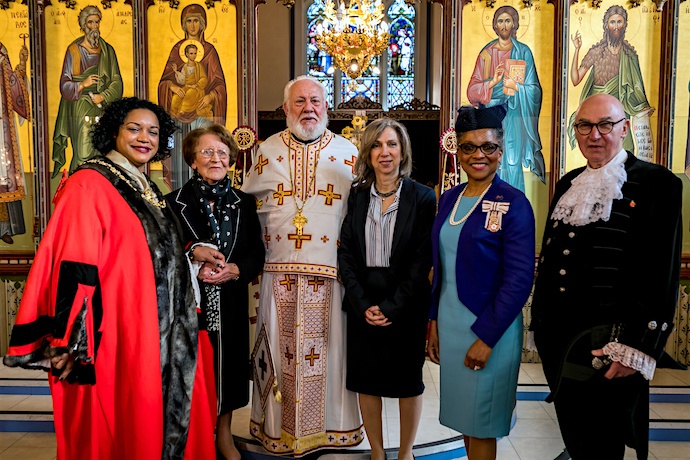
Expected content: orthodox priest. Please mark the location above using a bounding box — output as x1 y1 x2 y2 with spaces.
242 76 363 455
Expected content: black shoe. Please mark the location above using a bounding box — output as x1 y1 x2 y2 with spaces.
1 235 13 244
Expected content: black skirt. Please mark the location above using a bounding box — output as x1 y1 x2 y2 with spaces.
203 282 250 414
345 267 427 398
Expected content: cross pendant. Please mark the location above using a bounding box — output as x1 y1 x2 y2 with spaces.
292 211 308 236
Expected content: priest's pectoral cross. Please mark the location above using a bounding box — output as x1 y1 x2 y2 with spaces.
292 211 308 235
289 211 312 249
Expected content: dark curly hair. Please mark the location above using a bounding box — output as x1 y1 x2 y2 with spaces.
91 97 178 162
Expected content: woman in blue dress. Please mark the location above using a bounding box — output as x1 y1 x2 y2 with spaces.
427 105 535 460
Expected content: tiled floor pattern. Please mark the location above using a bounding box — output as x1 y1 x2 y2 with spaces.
1 362 690 459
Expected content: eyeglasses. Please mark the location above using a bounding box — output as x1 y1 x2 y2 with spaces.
198 148 229 159
573 119 626 135
458 143 501 155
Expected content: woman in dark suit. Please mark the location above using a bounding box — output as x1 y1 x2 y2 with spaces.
165 124 264 460
338 118 436 460
427 105 535 460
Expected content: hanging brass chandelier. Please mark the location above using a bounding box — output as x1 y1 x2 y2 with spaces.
315 0 390 84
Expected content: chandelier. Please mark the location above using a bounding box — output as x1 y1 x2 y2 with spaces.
315 0 390 86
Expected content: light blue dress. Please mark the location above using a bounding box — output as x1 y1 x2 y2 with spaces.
437 196 523 438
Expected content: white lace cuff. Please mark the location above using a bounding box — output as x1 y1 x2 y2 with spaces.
602 342 657 380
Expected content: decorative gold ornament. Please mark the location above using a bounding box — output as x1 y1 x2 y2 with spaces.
315 0 391 87
232 126 258 152
86 159 167 209
440 128 457 156
341 115 368 149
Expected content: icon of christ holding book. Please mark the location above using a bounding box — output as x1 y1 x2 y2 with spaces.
467 5 544 192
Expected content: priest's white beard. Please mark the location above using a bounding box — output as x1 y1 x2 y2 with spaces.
286 114 328 141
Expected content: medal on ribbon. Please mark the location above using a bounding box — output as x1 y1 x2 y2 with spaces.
482 200 510 233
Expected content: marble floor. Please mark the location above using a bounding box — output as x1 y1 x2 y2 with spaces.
1 361 689 460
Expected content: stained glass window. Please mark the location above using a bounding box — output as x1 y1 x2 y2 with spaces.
307 1 335 107
342 74 381 104
306 0 415 109
387 0 415 107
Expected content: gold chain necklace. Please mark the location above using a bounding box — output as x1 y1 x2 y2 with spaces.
448 183 491 226
286 133 323 235
86 158 167 209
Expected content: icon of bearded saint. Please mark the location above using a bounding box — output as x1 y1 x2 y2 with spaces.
52 5 124 177
568 5 654 154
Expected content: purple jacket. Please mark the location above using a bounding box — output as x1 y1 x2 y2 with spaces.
430 176 535 348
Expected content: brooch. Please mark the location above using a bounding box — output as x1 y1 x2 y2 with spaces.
482 200 510 232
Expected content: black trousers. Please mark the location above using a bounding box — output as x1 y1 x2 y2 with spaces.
551 373 649 460
535 329 649 460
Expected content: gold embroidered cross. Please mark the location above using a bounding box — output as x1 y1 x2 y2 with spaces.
305 347 320 366
288 231 312 249
317 184 342 206
344 155 356 174
307 278 324 292
254 154 269 175
279 274 295 291
273 183 293 205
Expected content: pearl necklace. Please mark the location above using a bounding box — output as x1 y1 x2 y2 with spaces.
448 183 491 226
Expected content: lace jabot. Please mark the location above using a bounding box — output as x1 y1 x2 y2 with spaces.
551 149 628 226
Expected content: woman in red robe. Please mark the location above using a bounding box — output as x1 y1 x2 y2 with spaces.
4 97 217 460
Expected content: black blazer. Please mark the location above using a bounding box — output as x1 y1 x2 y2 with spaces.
165 181 265 287
532 152 683 364
338 178 436 322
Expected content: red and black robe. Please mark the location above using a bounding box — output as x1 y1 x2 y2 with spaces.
4 158 216 460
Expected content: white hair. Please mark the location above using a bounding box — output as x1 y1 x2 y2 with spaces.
283 75 327 106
